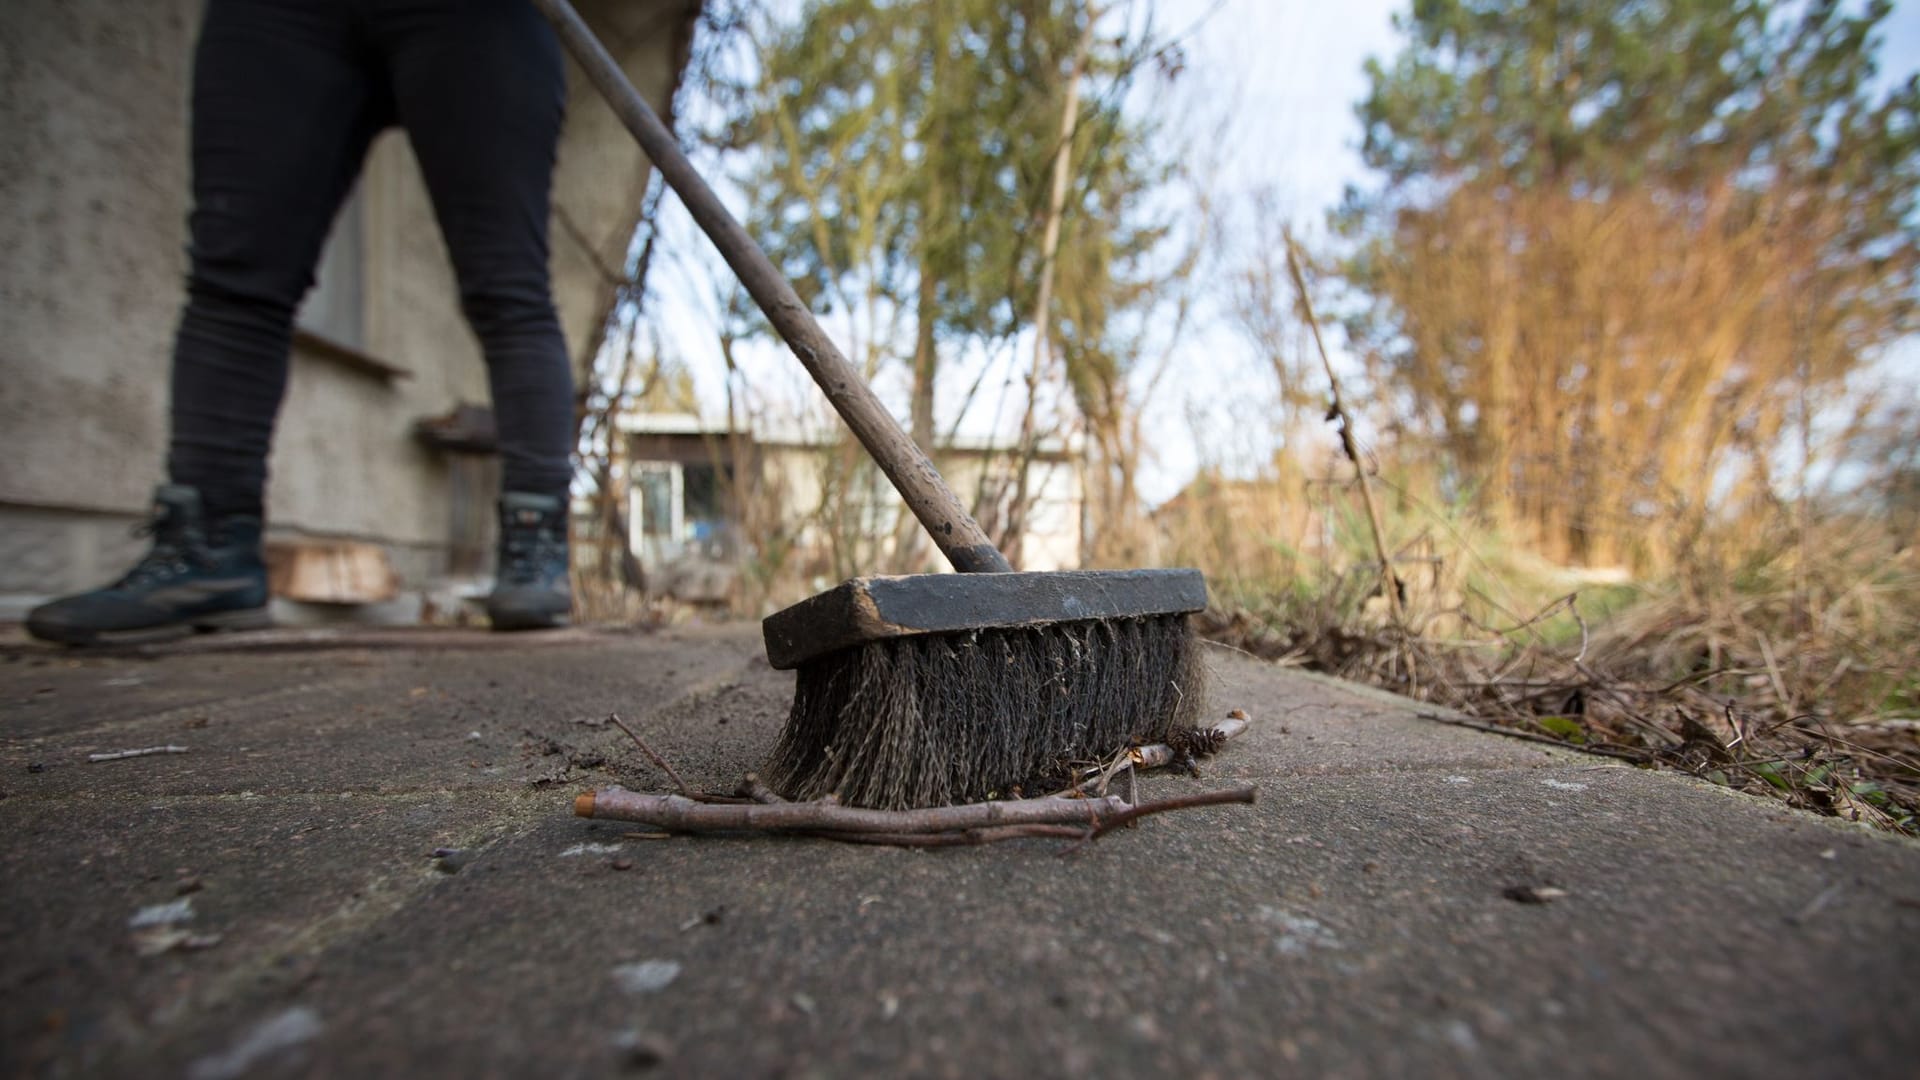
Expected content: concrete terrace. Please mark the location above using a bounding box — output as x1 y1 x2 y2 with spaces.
2 622 1917 1077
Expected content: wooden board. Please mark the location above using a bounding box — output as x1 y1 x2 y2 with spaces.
265 539 400 605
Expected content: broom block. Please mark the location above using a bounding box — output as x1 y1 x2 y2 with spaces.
762 568 1207 670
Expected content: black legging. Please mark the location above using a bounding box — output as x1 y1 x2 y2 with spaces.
168 0 576 521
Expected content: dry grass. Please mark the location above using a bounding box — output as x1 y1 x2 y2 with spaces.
1198 517 1920 835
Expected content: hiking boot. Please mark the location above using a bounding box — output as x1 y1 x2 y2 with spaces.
26 485 271 646
486 492 572 631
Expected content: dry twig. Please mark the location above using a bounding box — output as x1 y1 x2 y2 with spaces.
581 710 1260 848
814 825 1096 847
605 713 693 798
1416 711 1649 762
576 789 1128 833
87 746 189 763
736 774 787 804
1053 710 1253 795
577 784 1258 849
1286 229 1402 623
1082 784 1259 841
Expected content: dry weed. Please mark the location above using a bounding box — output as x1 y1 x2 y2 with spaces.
1199 520 1920 835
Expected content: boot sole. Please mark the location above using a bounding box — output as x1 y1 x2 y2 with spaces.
30 607 274 647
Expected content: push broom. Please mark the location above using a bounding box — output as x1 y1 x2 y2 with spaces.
536 0 1207 809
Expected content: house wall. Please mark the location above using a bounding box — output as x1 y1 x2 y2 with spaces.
622 431 1084 611
766 443 1084 583
0 0 698 612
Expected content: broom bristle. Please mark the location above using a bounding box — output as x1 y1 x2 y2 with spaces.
762 614 1208 810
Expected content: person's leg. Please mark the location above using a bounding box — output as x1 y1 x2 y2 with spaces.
378 0 575 501
169 0 390 522
378 0 576 629
28 0 386 645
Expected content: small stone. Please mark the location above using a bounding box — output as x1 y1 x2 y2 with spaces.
610 857 634 871
129 898 195 928
610 960 681 994
175 876 205 896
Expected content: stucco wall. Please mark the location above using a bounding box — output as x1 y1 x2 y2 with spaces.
0 1 194 520
0 0 698 606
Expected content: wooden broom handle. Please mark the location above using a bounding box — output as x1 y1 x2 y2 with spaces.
534 0 1013 574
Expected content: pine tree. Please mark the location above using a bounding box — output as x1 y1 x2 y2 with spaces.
724 0 1179 566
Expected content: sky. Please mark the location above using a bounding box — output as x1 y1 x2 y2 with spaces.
1122 0 1409 498
643 0 1920 506
1154 0 1399 225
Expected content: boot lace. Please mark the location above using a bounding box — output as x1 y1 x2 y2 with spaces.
114 507 209 589
500 518 566 585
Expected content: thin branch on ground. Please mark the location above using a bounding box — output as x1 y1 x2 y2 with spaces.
578 782 1258 849
1050 710 1253 796
582 707 1260 848
1415 711 1650 762
810 824 1096 847
736 774 788 804
577 789 1128 833
87 745 189 763
1080 784 1259 842
605 712 694 798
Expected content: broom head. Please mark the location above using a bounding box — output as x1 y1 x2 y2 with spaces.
761 569 1209 809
